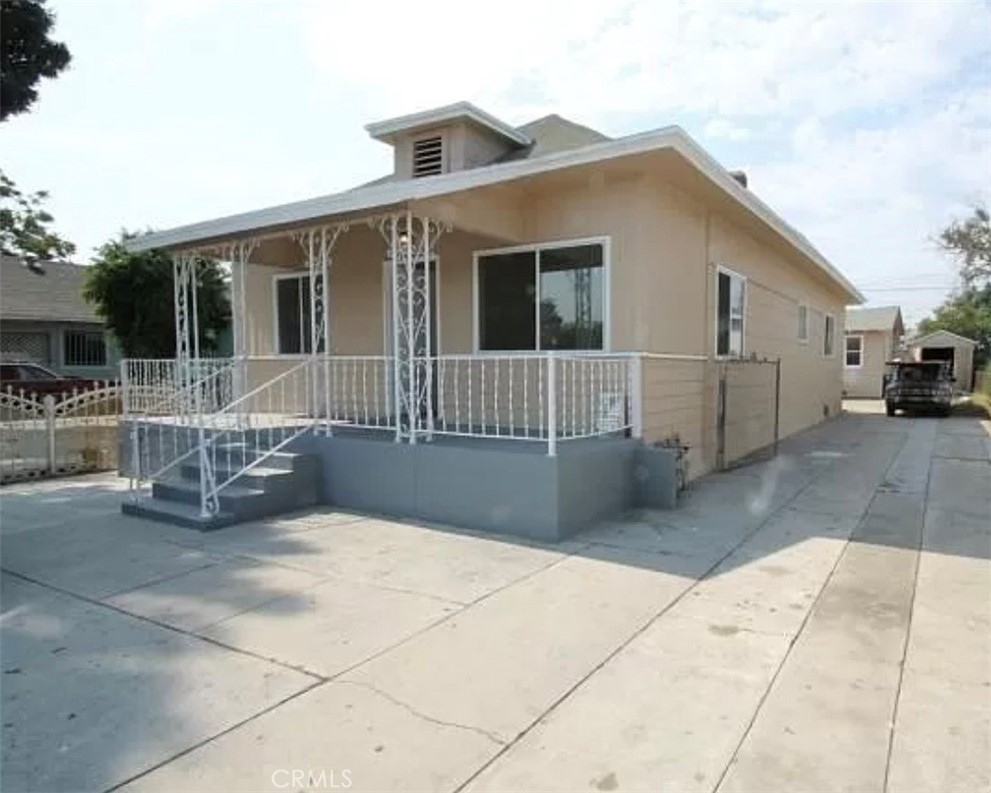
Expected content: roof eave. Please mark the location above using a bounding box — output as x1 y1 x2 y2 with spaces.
127 126 863 303
365 101 531 147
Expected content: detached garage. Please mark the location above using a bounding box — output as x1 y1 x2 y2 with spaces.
908 330 977 392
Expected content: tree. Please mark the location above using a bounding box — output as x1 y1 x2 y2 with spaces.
936 205 991 288
0 0 71 121
83 232 230 359
0 168 75 262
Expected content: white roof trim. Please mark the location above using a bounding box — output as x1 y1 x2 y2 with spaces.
910 329 978 346
365 101 530 147
127 124 863 302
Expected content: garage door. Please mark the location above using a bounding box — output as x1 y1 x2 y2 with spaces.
1 331 50 364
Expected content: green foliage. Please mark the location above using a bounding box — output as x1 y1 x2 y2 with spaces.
0 169 75 260
83 232 230 359
0 0 71 121
937 205 991 288
917 285 991 368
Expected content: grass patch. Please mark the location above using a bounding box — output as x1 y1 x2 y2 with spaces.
953 393 991 418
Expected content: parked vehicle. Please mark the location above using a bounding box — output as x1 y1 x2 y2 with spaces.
0 362 103 398
884 361 954 417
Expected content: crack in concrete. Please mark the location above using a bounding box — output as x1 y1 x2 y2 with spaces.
337 679 507 746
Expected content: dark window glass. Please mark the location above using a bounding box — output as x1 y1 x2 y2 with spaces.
277 276 312 354
64 331 106 367
716 271 744 356
539 244 603 350
479 252 536 350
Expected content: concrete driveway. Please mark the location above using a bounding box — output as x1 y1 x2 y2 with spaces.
2 405 988 793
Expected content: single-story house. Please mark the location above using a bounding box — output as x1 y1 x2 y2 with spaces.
907 329 977 391
0 255 120 380
120 101 863 537
843 305 904 398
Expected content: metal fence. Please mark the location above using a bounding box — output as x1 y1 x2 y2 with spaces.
0 383 122 484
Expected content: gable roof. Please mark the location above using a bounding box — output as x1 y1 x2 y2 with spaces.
498 114 611 161
845 305 903 333
0 256 100 324
910 329 978 347
128 114 864 303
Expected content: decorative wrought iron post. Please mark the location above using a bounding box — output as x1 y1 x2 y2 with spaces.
377 211 445 444
172 252 199 419
294 224 345 434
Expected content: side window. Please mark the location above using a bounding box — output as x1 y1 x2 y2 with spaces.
797 304 808 342
716 268 746 357
823 314 836 357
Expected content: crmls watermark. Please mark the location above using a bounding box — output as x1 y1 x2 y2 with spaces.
271 769 353 789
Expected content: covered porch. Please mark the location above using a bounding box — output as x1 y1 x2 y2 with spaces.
119 203 663 536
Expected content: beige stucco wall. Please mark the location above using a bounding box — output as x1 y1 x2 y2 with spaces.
236 159 851 478
909 332 976 391
843 330 892 398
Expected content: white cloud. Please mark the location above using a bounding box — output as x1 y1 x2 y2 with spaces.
704 118 751 142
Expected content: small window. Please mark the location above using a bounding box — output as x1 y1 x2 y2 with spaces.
716 268 746 357
797 304 808 342
845 335 863 367
64 331 107 367
823 314 836 357
275 274 314 354
412 136 444 178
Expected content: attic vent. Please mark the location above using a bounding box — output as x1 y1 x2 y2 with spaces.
412 136 444 177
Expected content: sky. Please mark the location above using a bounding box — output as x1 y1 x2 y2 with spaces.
2 0 990 328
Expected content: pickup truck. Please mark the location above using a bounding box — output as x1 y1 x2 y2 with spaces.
884 361 954 417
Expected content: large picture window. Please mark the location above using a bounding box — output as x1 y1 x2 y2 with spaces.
275 274 313 354
476 242 604 351
716 268 746 357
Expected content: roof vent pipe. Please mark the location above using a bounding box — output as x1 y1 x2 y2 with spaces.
729 170 748 188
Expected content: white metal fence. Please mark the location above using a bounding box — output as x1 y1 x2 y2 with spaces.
0 383 122 484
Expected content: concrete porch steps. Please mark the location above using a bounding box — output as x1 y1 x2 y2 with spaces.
121 446 320 531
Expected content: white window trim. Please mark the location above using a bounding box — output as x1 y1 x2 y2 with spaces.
844 333 864 368
381 256 442 356
471 235 611 354
714 264 747 359
272 270 313 356
823 312 837 358
797 302 809 344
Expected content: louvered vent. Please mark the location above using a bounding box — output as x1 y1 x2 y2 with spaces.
412 136 444 177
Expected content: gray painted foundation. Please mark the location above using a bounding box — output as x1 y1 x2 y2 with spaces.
119 425 682 539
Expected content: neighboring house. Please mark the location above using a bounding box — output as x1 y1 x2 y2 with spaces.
121 101 863 536
0 256 120 380
843 305 904 398
907 329 977 392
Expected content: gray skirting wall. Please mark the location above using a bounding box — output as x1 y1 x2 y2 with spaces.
121 426 681 540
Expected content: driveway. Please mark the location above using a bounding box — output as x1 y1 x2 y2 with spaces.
2 406 988 793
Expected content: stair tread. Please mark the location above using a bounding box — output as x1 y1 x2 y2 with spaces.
123 497 236 523
156 479 265 498
181 462 295 479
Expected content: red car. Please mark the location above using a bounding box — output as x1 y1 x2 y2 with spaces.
0 362 104 398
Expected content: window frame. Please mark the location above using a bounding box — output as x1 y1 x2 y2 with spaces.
823 312 837 358
714 265 747 359
471 236 611 354
62 330 107 368
272 271 314 356
844 333 863 368
797 303 809 344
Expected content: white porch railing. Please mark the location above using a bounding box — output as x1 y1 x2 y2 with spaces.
121 352 640 516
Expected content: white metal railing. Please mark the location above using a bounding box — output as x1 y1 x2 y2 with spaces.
120 351 642 516
431 353 637 453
